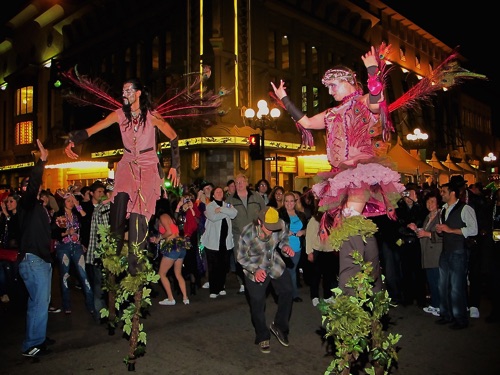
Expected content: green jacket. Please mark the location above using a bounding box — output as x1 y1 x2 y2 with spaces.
226 189 266 253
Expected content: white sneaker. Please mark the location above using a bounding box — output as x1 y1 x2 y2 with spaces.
324 297 334 304
202 282 210 289
209 293 218 299
159 298 176 306
183 299 190 305
470 306 480 318
423 305 440 316
312 298 319 307
219 290 227 296
239 285 245 294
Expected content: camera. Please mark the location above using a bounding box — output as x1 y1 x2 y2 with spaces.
184 198 190 204
402 191 410 197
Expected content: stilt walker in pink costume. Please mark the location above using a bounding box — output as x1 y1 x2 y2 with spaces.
272 44 486 295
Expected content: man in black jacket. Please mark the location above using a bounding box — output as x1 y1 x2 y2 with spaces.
18 139 54 357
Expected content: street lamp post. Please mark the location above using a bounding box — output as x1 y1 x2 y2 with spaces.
406 128 429 160
244 99 281 180
484 152 497 181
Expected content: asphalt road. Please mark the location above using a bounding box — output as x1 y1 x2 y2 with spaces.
1 274 499 375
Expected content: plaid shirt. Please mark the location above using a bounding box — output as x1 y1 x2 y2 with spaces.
237 221 290 282
86 201 111 265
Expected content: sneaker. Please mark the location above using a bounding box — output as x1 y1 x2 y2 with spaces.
48 306 61 313
159 298 176 306
470 306 480 318
238 285 245 294
423 306 440 316
183 299 190 305
22 346 52 357
209 293 218 299
312 297 319 307
259 340 270 354
202 282 210 289
270 321 289 347
324 297 334 304
219 290 227 296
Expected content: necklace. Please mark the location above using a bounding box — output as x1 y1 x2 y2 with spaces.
131 110 141 131
341 90 362 105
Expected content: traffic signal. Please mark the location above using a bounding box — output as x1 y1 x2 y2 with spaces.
248 133 262 160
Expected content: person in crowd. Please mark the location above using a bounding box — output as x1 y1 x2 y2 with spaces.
278 192 307 302
271 45 402 295
18 140 55 357
155 197 190 306
435 176 478 330
175 191 201 295
487 188 500 323
226 179 236 198
196 182 213 289
39 189 61 313
52 191 95 315
461 182 492 319
227 174 266 295
396 183 428 307
86 181 113 322
267 186 285 209
408 191 443 316
237 206 294 354
255 179 271 205
305 198 338 307
200 186 237 298
292 190 312 287
64 78 181 276
0 192 21 304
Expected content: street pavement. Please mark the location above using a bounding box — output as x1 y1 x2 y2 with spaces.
1 274 499 375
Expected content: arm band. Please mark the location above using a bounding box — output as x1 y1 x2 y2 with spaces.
170 136 180 171
281 96 305 122
67 130 89 145
366 66 382 104
76 205 83 212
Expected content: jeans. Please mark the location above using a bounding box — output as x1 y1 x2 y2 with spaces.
439 249 468 325
288 251 301 298
86 263 106 316
425 267 440 308
18 253 52 352
56 242 94 313
245 269 293 344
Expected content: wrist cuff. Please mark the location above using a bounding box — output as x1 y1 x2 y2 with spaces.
281 96 305 122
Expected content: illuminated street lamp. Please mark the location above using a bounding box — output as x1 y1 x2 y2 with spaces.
406 128 429 160
244 99 281 180
483 152 497 162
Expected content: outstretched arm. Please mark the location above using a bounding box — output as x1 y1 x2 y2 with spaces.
271 80 326 130
64 111 119 159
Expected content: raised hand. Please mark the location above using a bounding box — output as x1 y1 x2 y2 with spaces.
361 46 378 68
36 139 49 161
270 79 288 100
65 141 79 159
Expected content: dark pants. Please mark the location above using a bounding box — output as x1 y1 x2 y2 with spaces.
245 269 293 344
309 250 339 300
339 235 382 296
467 234 491 308
110 192 149 274
206 247 230 294
439 249 468 325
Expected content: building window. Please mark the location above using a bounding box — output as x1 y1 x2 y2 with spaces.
301 85 307 112
15 86 33 115
15 121 34 145
268 30 276 68
282 35 289 71
300 41 306 77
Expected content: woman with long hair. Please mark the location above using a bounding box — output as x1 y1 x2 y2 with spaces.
278 192 308 302
52 192 94 315
155 198 190 306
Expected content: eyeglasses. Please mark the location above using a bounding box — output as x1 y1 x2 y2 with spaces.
259 184 267 187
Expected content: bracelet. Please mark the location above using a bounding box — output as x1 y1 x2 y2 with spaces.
76 205 83 212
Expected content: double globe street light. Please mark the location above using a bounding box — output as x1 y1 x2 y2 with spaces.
244 99 281 180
